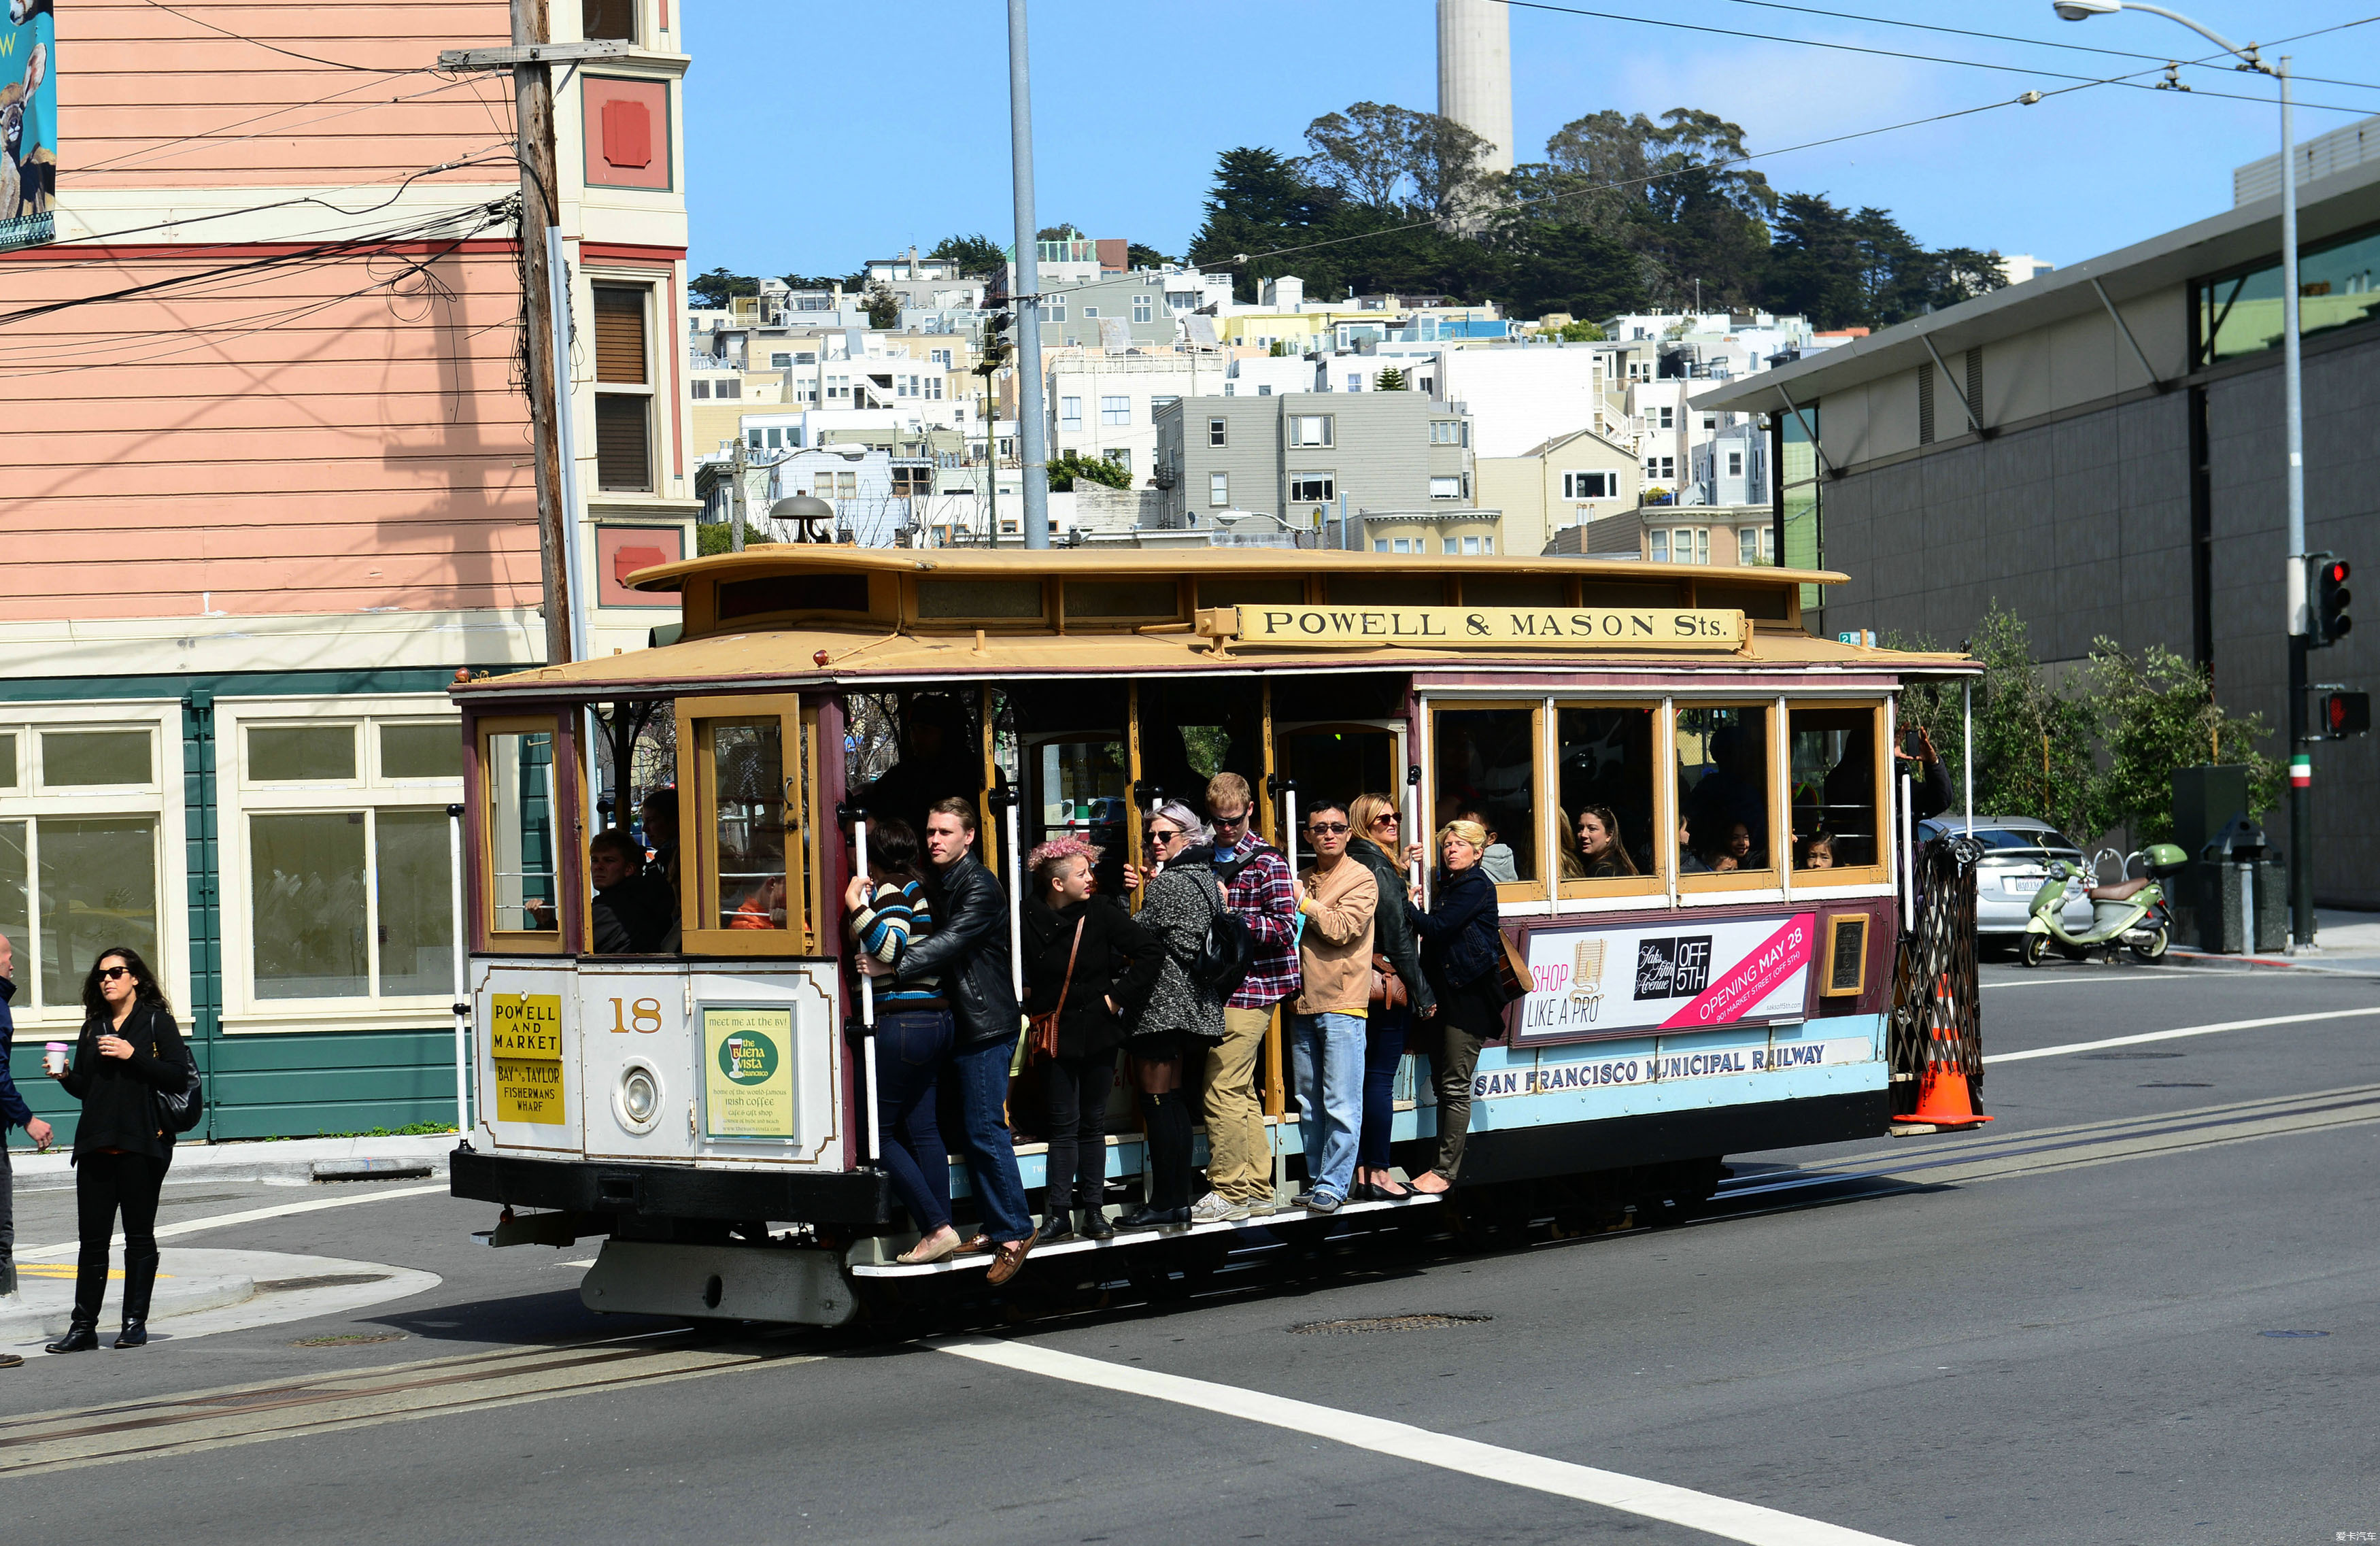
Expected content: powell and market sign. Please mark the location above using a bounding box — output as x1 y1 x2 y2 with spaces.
1196 605 1746 652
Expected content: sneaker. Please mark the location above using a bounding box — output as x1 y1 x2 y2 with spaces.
1306 1191 1344 1215
1189 1192 1234 1224
1223 1198 1253 1222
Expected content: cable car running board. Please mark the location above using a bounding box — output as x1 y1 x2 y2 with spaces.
851 1192 1444 1278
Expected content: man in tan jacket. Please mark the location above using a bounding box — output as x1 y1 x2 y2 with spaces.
1289 798 1376 1213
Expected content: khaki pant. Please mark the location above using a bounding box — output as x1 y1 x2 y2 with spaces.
1427 1023 1488 1181
1203 1007 1274 1203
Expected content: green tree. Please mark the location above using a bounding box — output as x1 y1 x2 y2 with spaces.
697 520 773 555
1297 101 1489 215
2083 639 2282 842
1893 605 2098 839
1125 241 1174 269
863 282 901 330
689 267 760 308
928 233 1008 276
1187 147 1342 301
1556 319 1608 341
1046 450 1133 491
1374 367 1408 391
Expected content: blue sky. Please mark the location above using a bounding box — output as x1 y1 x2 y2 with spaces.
683 1 2380 282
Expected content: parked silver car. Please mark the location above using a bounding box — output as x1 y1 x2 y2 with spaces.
1916 815 2096 943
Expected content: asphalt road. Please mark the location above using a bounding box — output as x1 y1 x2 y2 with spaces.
3 956 2375 1546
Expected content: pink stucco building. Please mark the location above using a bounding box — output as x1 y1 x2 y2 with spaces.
0 0 694 1137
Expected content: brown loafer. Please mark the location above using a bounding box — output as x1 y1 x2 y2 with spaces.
983 1228 1038 1287
953 1233 993 1255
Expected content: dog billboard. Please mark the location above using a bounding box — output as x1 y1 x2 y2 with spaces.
1 0 55 252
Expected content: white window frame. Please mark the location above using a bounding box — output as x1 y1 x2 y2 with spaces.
1429 475 1462 500
1100 395 1131 426
1430 420 1462 444
216 696 466 1032
770 352 793 367
1289 414 1334 448
1209 471 1229 506
1060 396 1083 430
1288 472 1333 503
1207 418 1227 448
0 704 184 1028
1650 530 1669 562
1132 294 1153 324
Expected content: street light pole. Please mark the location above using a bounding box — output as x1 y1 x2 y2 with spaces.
1006 0 1050 549
2054 1 2314 950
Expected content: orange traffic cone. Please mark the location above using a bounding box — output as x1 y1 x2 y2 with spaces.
1893 1060 1993 1128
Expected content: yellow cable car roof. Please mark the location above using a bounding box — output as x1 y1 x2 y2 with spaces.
454 545 1975 701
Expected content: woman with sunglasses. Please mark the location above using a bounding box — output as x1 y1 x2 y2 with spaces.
1123 801 1229 1228
1406 820 1503 1195
45 946 188 1353
1343 793 1434 1200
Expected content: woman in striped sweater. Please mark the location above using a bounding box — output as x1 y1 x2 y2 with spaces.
843 818 961 1264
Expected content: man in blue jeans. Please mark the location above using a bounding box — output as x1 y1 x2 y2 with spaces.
1 930 59 1368
874 798 1037 1285
1288 801 1377 1213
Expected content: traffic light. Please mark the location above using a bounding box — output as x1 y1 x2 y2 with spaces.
2322 690 2371 739
977 309 1013 373
2313 557 2351 645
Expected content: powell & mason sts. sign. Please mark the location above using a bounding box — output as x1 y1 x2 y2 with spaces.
1195 605 1747 652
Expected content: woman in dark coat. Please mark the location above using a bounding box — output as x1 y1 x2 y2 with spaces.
1345 794 1435 1200
46 945 188 1353
1020 838 1158 1242
1406 820 1504 1195
1127 801 1230 1227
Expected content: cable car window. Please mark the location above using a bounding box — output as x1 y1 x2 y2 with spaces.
917 578 1043 619
1431 705 1540 889
486 728 560 935
1195 576 1304 610
1326 575 1444 607
704 718 789 932
1555 707 1660 882
1461 575 1571 610
719 573 869 620
1676 705 1773 875
1790 703 1883 870
1063 579 1178 620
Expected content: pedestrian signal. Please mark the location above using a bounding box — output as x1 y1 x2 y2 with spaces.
2321 690 2370 739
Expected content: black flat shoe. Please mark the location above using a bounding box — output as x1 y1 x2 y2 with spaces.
1349 1182 1386 1203
1119 1206 1189 1230
1038 1211 1076 1244
1079 1207 1115 1241
113 1323 148 1349
44 1328 99 1355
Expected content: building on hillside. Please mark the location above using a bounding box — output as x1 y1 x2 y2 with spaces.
1225 354 1325 396
1153 394 1477 538
0 0 694 1137
1691 152 2380 907
1689 420 1767 508
1475 426 1642 555
1576 504 1775 567
1431 344 1626 457
1047 352 1227 480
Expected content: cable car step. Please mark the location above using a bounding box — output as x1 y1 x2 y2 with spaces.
850 1192 1444 1278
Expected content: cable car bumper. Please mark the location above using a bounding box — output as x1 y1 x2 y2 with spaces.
450 1148 893 1230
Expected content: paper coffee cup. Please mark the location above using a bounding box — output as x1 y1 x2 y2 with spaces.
43 1041 67 1076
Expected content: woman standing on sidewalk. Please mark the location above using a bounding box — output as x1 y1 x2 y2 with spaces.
46 945 186 1353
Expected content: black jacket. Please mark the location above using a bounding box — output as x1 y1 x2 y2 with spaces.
1410 864 1501 996
897 854 1021 1049
61 1003 187 1162
1347 835 1435 1015
1021 894 1158 1060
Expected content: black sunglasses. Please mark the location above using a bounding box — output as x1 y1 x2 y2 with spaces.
1211 811 1248 827
1308 822 1350 835
97 965 132 981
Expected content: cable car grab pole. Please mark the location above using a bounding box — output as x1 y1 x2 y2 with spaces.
855 814 879 1163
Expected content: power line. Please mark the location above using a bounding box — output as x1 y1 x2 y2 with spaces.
1697 0 2380 93
75 70 496 179
129 0 405 72
1489 0 2380 114
48 148 520 250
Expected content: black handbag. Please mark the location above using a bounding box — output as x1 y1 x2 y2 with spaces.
147 1009 205 1135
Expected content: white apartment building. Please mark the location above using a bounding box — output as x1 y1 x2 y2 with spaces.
1223 354 1324 397
1047 352 1229 480
1689 419 1767 508
1429 343 1627 457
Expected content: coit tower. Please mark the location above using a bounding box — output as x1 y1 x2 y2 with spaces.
1437 0 1514 175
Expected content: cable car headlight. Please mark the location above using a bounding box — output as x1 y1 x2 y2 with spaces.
615 1061 662 1134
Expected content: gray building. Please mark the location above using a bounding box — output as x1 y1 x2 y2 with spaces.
1693 156 2380 907
1153 392 1477 533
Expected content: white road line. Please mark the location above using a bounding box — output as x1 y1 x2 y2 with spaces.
1986 1007 2380 1064
931 1335 1906 1546
1980 973 2196 990
15 1181 449 1261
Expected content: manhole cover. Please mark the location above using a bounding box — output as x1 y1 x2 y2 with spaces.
292 1332 406 1347
1287 1313 1493 1335
256 1273 392 1292
2260 1329 2329 1338
2081 1052 2185 1060
2141 1081 2213 1088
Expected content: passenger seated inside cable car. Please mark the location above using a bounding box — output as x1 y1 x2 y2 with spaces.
588 830 668 952
1678 706 1772 873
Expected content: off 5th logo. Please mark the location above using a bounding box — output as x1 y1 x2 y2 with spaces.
1634 936 1714 1000
718 1030 779 1086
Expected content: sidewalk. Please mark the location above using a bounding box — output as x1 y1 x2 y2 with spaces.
5 1133 457 1192
2169 907 2380 973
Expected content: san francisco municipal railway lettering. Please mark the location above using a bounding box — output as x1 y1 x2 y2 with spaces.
1473 1037 1871 1098
1197 605 1746 651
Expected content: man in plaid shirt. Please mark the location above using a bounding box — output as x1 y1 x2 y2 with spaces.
1195 773 1297 1220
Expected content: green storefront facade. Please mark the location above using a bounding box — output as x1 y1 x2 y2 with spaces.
5 666 473 1145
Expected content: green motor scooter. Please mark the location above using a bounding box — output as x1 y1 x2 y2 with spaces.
2020 842 2188 967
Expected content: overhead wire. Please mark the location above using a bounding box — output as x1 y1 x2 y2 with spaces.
48 147 523 250
1487 0 2380 113
76 70 502 179
129 0 404 72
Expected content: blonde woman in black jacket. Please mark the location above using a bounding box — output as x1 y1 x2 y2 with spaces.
46 945 187 1353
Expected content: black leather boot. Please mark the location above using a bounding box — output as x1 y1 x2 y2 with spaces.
114 1251 158 1349
1038 1200 1075 1243
1079 1206 1115 1241
45 1323 99 1355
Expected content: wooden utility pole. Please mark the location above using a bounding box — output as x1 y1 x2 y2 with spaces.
511 0 571 666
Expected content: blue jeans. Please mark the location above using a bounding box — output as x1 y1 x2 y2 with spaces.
873 1008 953 1234
947 1035 1034 1244
1358 1005 1410 1170
1289 1011 1365 1203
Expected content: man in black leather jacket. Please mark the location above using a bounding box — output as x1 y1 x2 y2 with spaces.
882 797 1035 1282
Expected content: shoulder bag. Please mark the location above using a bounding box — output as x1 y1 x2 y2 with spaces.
147 1009 206 1135
1491 923 1532 1007
1027 917 1085 1063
